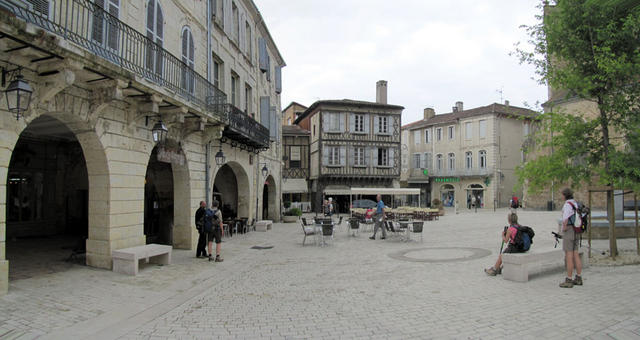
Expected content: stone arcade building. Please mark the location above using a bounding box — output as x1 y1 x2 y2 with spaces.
0 0 284 294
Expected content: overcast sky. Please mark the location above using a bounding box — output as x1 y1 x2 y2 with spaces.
254 0 548 125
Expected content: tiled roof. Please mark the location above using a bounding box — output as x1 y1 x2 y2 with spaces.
402 103 538 130
282 101 307 113
295 99 404 124
282 124 310 135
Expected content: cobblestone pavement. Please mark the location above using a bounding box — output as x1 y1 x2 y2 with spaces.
1 209 640 339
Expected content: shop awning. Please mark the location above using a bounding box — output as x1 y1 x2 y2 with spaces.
282 178 308 194
351 187 421 195
323 185 351 195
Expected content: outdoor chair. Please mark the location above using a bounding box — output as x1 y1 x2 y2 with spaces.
411 221 424 242
301 221 316 246
348 218 360 237
385 221 401 239
321 222 334 246
301 217 311 227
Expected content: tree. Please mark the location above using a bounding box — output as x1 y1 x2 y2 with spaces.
516 0 640 257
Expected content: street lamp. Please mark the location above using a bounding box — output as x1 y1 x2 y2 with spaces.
3 70 33 120
259 163 269 178
151 119 168 143
215 146 225 166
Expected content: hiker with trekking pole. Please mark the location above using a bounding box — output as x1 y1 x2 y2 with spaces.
485 213 534 276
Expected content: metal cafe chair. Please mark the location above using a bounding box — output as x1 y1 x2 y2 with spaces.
411 221 424 242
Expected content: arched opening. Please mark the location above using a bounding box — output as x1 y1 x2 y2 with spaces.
144 146 174 245
6 116 89 280
262 175 277 220
212 161 251 227
466 183 485 209
440 184 455 207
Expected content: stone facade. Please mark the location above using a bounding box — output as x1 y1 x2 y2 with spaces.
401 102 537 210
0 0 284 294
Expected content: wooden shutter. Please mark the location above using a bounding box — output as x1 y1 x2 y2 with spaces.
372 147 378 167
239 12 246 52
258 37 268 72
339 146 346 166
260 96 270 129
364 115 370 133
389 148 395 167
349 146 355 166
275 66 282 94
373 116 379 134
349 113 355 132
339 113 345 132
322 113 329 132
322 146 329 166
364 147 370 166
269 106 277 140
223 0 232 35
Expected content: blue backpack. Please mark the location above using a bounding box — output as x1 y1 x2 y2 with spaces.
513 225 535 251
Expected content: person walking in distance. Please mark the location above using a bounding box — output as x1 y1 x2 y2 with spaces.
559 188 582 288
195 201 208 258
370 194 387 240
205 200 224 262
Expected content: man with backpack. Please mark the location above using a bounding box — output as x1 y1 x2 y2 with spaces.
485 213 533 276
559 188 583 288
204 200 224 262
195 201 208 258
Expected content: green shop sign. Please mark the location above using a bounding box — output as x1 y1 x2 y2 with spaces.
434 177 460 183
422 169 429 176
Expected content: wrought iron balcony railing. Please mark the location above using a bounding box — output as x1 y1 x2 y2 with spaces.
1 0 226 120
222 104 269 150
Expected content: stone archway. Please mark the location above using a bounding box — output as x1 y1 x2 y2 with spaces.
262 175 277 220
440 184 455 207
212 161 251 220
1 111 111 291
466 183 485 209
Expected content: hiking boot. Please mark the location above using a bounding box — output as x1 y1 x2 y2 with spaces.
559 277 574 288
573 275 583 286
496 266 502 275
484 267 498 276
380 237 386 240
215 256 224 262
369 236 376 240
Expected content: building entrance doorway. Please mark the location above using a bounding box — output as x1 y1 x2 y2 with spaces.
467 184 485 209
440 184 455 207
144 146 174 245
6 116 89 280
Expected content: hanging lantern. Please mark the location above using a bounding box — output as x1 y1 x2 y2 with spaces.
5 74 33 120
215 147 226 166
151 120 168 143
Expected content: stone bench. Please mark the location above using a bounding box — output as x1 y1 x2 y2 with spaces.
502 248 588 282
112 244 172 275
255 220 273 232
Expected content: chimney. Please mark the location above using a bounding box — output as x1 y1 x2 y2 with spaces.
504 100 510 106
376 80 387 104
455 101 463 112
452 106 458 113
424 107 435 120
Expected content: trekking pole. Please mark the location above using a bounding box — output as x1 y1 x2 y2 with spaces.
499 240 504 254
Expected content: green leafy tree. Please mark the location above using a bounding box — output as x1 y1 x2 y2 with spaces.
516 0 640 256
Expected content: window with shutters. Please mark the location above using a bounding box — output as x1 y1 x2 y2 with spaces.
230 72 239 106
412 153 421 168
212 55 223 88
245 21 252 58
465 151 473 169
211 0 224 28
448 153 455 170
353 114 365 133
479 150 487 168
232 2 239 43
436 128 442 141
145 0 163 78
181 26 195 94
354 147 366 167
324 112 342 133
244 83 252 114
425 129 431 143
448 126 455 140
424 152 432 170
289 146 301 168
327 146 340 166
436 154 443 170
258 37 268 72
479 120 487 138
465 122 472 139
91 0 120 53
377 148 389 167
377 116 389 134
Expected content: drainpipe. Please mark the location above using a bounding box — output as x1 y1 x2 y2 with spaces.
205 0 212 206
206 0 212 82
255 152 260 221
206 141 211 206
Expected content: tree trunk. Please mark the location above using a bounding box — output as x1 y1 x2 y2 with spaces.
598 98 618 257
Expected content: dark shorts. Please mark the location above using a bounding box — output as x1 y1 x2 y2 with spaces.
503 244 524 254
206 227 222 244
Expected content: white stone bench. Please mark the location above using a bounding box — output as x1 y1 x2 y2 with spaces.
255 220 273 232
112 244 172 275
502 248 589 282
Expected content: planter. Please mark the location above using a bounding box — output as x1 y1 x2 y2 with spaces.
282 215 298 223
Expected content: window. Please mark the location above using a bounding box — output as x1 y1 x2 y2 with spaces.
436 154 443 170
181 26 195 94
232 2 239 43
211 0 223 27
425 129 430 143
353 147 366 166
92 0 120 52
212 56 223 88
424 152 432 170
230 72 239 106
465 151 472 169
376 116 389 134
145 0 164 77
245 21 252 57
289 146 301 168
244 83 252 114
448 153 455 170
413 153 422 168
323 112 344 132
324 146 344 166
465 122 472 139
352 114 365 133
479 120 487 138
413 130 421 144
479 150 487 168
448 126 455 140
377 148 389 167
436 128 442 141
287 118 291 125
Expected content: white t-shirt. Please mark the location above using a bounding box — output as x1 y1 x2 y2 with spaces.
561 199 580 233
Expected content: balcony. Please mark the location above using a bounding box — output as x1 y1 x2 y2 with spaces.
1 0 226 120
222 104 269 150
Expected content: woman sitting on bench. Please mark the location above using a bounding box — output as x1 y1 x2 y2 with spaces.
485 213 524 276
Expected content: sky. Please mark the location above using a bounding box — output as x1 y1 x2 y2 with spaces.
253 0 548 125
